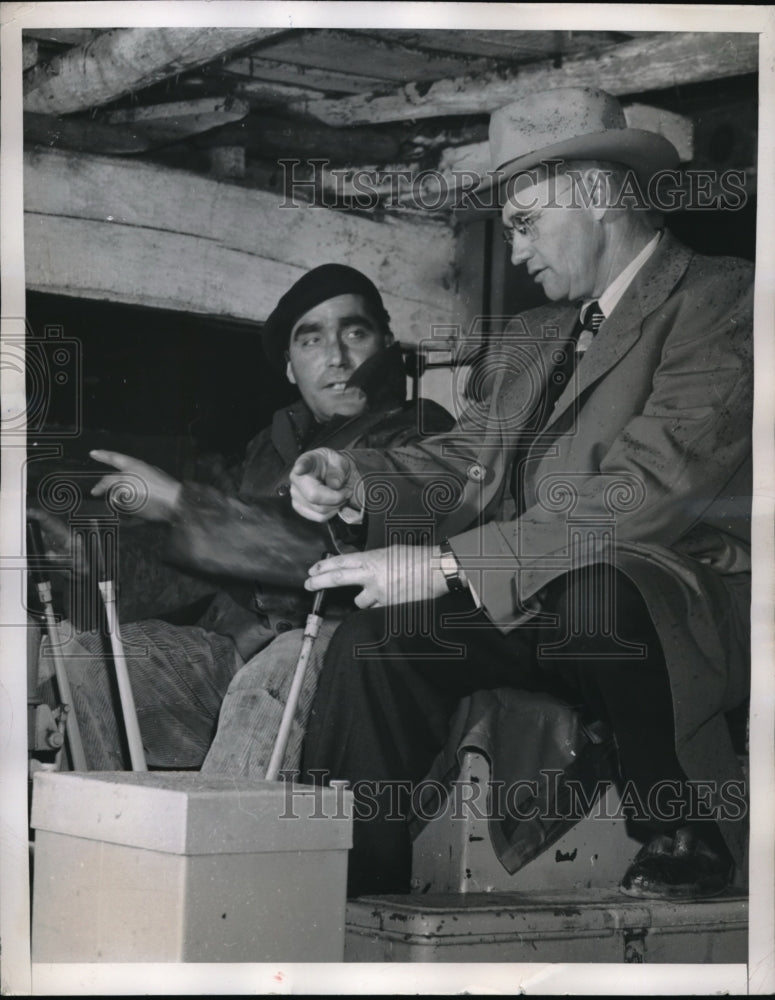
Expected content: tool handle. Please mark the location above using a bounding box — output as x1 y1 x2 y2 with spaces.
98 582 147 771
91 523 147 771
264 552 332 780
26 518 48 585
27 518 89 770
89 519 109 583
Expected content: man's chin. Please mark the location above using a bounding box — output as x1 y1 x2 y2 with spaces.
322 388 368 420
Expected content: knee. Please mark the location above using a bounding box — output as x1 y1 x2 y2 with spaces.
548 565 649 630
228 628 305 692
326 607 390 654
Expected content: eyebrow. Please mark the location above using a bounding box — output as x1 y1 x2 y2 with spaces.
504 209 540 225
291 312 377 341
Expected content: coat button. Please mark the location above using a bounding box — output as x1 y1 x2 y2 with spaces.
276 484 290 497
275 620 293 633
467 463 485 483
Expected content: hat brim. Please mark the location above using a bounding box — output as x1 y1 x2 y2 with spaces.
454 128 680 217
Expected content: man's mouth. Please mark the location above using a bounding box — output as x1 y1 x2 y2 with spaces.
325 381 351 392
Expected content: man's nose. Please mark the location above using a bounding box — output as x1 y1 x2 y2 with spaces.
510 238 532 266
325 335 348 366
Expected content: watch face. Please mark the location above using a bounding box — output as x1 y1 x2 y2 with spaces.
440 549 463 592
441 553 458 576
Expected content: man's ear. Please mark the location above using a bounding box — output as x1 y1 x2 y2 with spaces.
582 167 610 222
285 356 297 385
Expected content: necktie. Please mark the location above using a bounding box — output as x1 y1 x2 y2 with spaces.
576 299 605 354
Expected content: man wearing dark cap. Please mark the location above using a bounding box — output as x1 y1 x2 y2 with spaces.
34 264 452 769
290 88 753 901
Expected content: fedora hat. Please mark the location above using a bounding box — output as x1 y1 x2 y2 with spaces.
468 86 679 205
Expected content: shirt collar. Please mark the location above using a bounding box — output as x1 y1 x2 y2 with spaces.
582 230 662 322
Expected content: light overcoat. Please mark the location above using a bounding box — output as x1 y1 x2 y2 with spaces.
349 232 754 866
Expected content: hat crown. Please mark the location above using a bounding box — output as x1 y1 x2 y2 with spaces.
490 87 629 171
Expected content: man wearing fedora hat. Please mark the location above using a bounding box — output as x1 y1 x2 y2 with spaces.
33 263 453 769
290 87 753 901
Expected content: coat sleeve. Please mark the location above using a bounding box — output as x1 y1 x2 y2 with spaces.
343 264 754 630
164 484 330 586
162 402 452 584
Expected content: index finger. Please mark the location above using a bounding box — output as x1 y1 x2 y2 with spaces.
308 553 363 576
291 452 319 478
90 449 134 470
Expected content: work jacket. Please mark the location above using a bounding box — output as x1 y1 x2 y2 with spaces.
164 343 453 651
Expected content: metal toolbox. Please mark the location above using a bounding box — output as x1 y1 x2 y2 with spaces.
344 889 748 963
31 770 352 963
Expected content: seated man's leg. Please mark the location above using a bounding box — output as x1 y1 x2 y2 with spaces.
541 565 734 896
301 567 735 898
300 593 542 896
202 620 339 777
37 619 240 769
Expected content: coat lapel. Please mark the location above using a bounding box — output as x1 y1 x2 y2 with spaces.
493 308 577 437
543 232 694 430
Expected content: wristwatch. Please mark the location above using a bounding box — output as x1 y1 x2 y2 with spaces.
438 537 466 594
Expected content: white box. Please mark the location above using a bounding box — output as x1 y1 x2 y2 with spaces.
31 771 352 963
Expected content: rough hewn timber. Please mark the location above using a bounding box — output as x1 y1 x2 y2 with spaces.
23 148 462 344
290 32 759 127
23 28 291 115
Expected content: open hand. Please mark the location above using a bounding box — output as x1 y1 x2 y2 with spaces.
305 545 447 609
90 450 181 522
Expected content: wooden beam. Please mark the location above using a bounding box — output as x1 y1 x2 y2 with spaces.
24 113 152 155
358 28 632 60
623 103 694 162
23 29 104 47
22 38 39 72
290 32 759 127
193 113 403 164
208 146 246 179
254 28 503 84
24 214 456 346
25 99 251 155
180 74 322 108
23 148 461 341
23 28 291 116
103 97 250 145
221 56 386 94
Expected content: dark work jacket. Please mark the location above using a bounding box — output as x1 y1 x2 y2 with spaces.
164 344 453 654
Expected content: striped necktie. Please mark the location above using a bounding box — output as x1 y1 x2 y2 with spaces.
576 299 605 354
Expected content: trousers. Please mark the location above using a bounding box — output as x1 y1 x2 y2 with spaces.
300 567 699 897
37 617 336 774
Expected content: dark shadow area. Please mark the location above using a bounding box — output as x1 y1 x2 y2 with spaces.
25 292 297 481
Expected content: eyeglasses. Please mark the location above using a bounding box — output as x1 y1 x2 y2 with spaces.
501 173 574 248
501 214 541 246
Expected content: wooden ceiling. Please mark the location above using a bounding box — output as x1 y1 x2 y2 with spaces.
22 27 759 215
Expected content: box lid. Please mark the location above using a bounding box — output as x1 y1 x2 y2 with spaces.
31 771 352 855
346 890 748 941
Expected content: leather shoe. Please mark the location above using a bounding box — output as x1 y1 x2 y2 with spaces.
619 826 732 899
